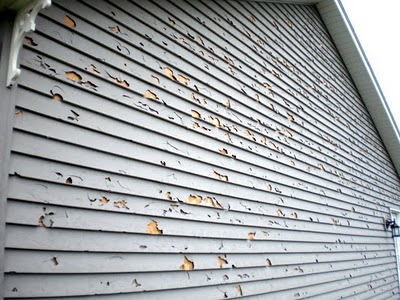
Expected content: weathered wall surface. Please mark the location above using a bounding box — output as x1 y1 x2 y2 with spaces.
3 0 400 298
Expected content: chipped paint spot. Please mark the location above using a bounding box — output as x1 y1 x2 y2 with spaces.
236 285 243 296
266 259 272 266
318 164 326 171
291 212 298 219
177 75 190 85
152 75 160 84
144 89 159 100
219 148 228 155
64 15 76 28
217 256 228 268
204 197 223 208
226 99 231 108
147 220 163 235
99 197 109 205
114 200 128 209
191 110 201 119
164 67 177 81
65 71 82 82
165 192 172 200
268 141 278 151
213 171 229 182
37 216 45 227
180 256 194 270
284 130 293 138
168 17 176 26
208 116 221 127
187 194 202 205
248 232 255 240
109 25 121 33
51 257 59 266
65 177 73 184
287 113 295 122
89 64 100 75
15 111 24 116
276 209 284 217
25 36 37 46
50 90 63 101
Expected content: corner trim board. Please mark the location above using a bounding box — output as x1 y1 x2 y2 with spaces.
6 0 51 87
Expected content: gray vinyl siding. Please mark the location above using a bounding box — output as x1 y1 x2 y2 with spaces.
3 0 400 299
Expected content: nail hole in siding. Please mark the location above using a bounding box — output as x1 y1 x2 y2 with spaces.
51 257 59 265
65 177 73 184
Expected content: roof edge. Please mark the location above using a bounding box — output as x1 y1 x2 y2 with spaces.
317 0 400 177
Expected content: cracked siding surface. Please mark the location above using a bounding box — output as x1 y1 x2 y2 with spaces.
3 0 400 299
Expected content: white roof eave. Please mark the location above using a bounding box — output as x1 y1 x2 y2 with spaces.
245 0 400 177
316 0 400 177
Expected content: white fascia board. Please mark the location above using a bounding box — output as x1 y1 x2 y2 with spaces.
317 0 400 177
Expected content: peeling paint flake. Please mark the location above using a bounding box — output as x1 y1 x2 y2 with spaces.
180 256 194 270
177 75 190 85
114 200 129 209
64 15 76 28
213 171 229 182
147 220 163 235
187 194 202 205
164 67 177 81
25 36 38 46
144 89 159 100
236 285 243 296
191 110 201 119
65 71 82 82
217 256 228 268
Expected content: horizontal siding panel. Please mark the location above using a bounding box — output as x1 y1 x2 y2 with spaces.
35 0 400 184
6 225 394 254
4 0 400 298
5 249 395 274
4 264 396 298
5 200 391 243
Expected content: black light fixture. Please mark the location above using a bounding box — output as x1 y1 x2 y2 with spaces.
386 219 400 237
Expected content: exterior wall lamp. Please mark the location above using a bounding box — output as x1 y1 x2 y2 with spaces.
386 219 400 237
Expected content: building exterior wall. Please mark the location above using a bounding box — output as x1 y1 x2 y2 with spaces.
2 0 400 298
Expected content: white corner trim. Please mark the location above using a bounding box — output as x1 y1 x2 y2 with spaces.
7 0 51 87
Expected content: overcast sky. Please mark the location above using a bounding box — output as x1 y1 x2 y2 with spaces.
340 0 400 130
